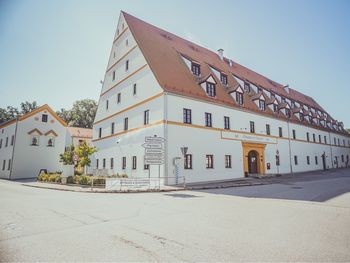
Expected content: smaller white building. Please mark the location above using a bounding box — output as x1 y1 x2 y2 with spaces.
0 105 68 180
66 127 93 148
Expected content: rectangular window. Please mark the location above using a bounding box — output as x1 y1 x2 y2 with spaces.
0 139 2 148
122 157 126 169
125 60 129 71
184 154 192 169
285 108 291 118
307 156 310 165
236 92 243 105
205 112 212 127
279 127 283 137
11 135 14 146
225 155 232 168
117 93 121 103
98 128 102 139
110 158 114 169
338 138 340 146
106 100 109 110
315 156 318 165
334 138 336 145
319 135 321 143
112 70 116 81
244 82 250 92
124 117 128 131
111 122 115 134
259 100 266 111
224 116 230 130
324 136 327 144
294 155 298 165
133 83 137 95
102 158 106 169
266 124 270 135
144 110 149 125
191 62 200 76
2 160 6 170
96 159 99 169
341 155 344 162
307 132 310 141
7 159 11 170
42 114 48 122
273 104 278 112
206 82 216 97
250 121 255 133
221 74 228 85
5 137 8 147
313 134 316 142
206 155 214 169
132 156 137 170
292 129 296 139
183 108 192 124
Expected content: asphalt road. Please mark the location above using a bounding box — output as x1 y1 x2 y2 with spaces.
1 169 350 262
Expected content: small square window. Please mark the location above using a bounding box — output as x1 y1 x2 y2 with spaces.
42 114 48 122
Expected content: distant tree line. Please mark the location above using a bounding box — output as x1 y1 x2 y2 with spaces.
0 99 97 129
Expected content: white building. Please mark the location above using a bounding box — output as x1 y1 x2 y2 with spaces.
92 11 350 184
0 105 68 180
66 127 93 148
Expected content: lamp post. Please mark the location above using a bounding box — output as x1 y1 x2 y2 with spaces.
180 146 188 188
276 149 280 175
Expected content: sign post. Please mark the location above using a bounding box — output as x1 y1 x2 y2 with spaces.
180 146 188 188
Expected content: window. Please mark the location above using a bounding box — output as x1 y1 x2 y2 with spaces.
117 93 121 103
96 159 99 169
285 108 291 118
318 135 321 143
225 155 232 168
279 127 283 137
307 156 310 165
132 156 137 170
306 132 310 141
106 100 109 110
300 114 304 121
259 100 265 111
206 82 216 97
8 159 12 170
236 92 243 105
31 136 39 146
42 114 48 122
111 122 115 134
334 138 336 145
315 156 318 165
5 137 8 147
191 62 200 76
47 138 54 147
103 158 106 169
2 160 6 170
184 154 192 169
0 139 2 148
291 101 295 108
221 73 227 85
11 135 14 146
266 124 270 135
273 104 278 113
313 134 316 142
124 118 128 131
292 129 296 139
324 136 327 144
110 158 114 169
122 157 126 169
224 116 230 130
144 110 149 125
343 139 346 146
133 83 137 95
244 82 250 93
338 138 340 146
183 108 192 124
341 155 344 162
98 128 102 139
250 121 255 133
125 60 129 71
205 112 212 127
126 39 128 46
206 155 214 169
294 155 298 165
112 71 116 81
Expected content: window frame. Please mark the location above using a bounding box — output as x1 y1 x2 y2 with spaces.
205 112 212 127
183 108 192 124
42 114 48 123
266 124 270 136
191 62 200 76
144 110 150 125
124 117 128 131
206 154 214 169
132 156 137 170
206 82 216 97
224 116 230 130
184 154 192 169
250 121 255 133
225 155 232 168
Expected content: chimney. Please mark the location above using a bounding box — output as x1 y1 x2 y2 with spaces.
217 49 224 60
283 84 289 93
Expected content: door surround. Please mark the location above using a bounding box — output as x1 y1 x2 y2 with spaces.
242 142 266 176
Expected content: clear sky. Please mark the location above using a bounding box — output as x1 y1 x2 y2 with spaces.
0 0 349 127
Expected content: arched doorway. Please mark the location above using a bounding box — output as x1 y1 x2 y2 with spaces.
248 150 259 174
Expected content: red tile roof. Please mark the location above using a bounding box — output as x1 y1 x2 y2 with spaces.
67 127 92 139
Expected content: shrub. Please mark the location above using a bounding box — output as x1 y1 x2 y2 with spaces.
38 173 62 183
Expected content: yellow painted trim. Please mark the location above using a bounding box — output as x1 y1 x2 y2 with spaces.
92 120 165 142
94 92 164 125
28 128 43 135
44 130 58 137
106 45 138 73
113 27 129 44
100 64 148 96
242 142 266 175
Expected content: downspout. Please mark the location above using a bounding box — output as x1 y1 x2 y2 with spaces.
328 131 334 169
9 117 19 180
287 120 293 174
163 92 168 184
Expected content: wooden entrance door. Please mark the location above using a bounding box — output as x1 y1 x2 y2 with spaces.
248 150 259 174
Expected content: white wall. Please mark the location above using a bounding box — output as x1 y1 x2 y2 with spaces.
0 121 17 179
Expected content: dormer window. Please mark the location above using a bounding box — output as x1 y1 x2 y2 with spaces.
259 100 266 111
236 92 243 105
300 113 304 121
191 62 200 76
291 101 295 108
281 97 286 103
220 74 228 85
206 82 216 97
273 104 278 112
285 108 291 118
257 87 262 93
244 82 250 93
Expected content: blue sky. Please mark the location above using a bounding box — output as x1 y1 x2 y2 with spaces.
0 0 349 127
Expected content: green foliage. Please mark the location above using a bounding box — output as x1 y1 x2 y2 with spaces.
56 99 97 128
0 101 38 124
37 173 62 183
75 141 97 168
346 128 350 134
59 145 75 165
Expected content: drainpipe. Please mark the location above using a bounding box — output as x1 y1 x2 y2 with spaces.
287 120 293 174
328 131 334 169
9 117 19 180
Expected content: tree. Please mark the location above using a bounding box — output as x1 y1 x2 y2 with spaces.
20 101 38 114
59 145 75 166
346 128 350 134
56 99 97 128
0 101 38 124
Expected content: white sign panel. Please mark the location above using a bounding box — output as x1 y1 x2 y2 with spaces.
145 137 166 143
221 131 277 144
106 178 161 190
143 136 166 165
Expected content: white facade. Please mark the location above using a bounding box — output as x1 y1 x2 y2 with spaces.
0 105 67 180
92 12 350 184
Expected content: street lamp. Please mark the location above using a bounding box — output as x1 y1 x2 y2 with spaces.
276 149 280 175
